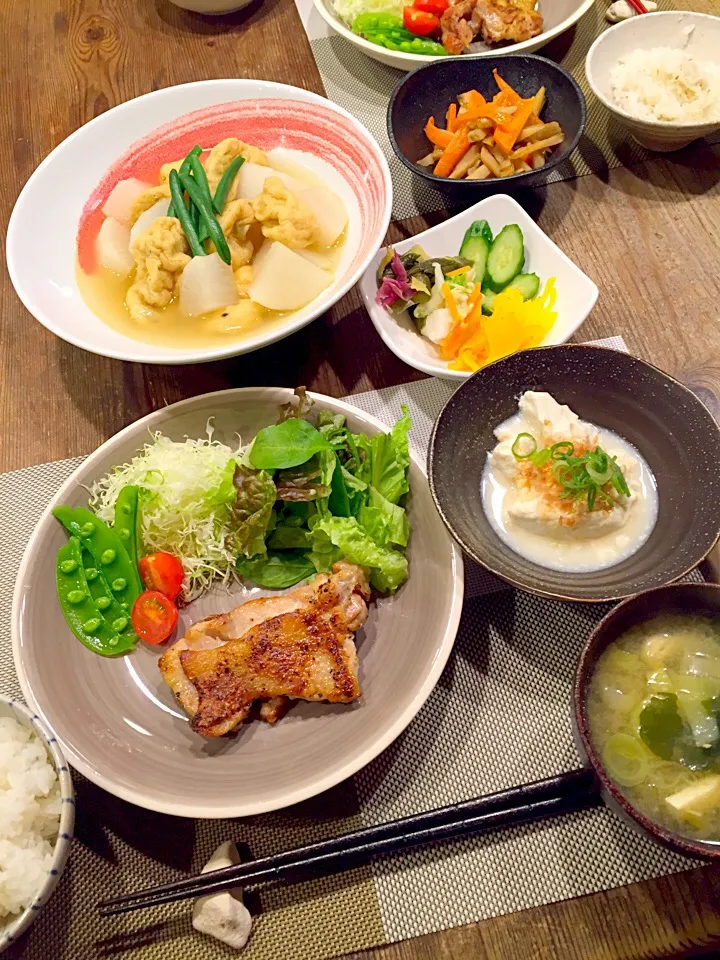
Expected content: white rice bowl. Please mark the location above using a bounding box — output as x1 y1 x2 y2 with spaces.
610 46 720 124
0 699 73 951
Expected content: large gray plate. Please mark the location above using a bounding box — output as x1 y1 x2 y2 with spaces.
12 389 463 819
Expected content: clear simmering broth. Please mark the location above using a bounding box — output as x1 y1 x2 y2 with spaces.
587 614 720 843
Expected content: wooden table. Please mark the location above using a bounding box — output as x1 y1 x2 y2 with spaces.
2 1 720 957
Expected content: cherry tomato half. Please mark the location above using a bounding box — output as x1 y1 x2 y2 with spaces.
403 6 440 35
131 591 179 645
139 552 184 601
414 0 448 15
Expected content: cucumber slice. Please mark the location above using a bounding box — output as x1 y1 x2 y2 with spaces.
459 220 492 284
508 272 540 300
486 224 525 291
481 286 496 315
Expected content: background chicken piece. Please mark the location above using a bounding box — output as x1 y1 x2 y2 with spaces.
251 177 318 249
217 198 256 269
205 137 269 192
159 562 370 737
441 0 542 53
125 217 190 321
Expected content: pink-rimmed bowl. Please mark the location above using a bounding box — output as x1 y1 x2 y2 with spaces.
6 80 392 365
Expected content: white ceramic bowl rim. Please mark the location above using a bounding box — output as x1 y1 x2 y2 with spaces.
314 0 596 63
11 388 464 818
586 12 720 129
0 696 74 950
6 80 393 365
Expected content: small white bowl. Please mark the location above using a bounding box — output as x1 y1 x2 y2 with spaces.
168 0 253 11
359 194 598 382
0 697 74 953
6 80 392 365
313 0 595 73
586 12 720 152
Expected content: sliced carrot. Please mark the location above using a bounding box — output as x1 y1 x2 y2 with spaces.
494 98 534 153
433 126 470 178
493 69 522 105
446 265 471 278
457 104 506 125
441 283 462 325
439 297 484 359
468 282 482 308
468 90 487 110
446 102 459 132
424 116 453 148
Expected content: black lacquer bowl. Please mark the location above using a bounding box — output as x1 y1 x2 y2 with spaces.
388 54 586 194
428 344 720 602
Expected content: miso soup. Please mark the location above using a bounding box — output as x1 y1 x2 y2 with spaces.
587 613 720 843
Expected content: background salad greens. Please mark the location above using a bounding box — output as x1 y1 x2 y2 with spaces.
234 391 412 592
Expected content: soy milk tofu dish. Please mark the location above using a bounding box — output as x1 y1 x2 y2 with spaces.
482 391 658 572
77 138 348 348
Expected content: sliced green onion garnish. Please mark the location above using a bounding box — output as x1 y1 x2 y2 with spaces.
550 441 574 460
531 447 551 467
586 462 613 486
512 433 537 460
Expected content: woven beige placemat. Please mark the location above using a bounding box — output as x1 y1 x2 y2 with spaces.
296 0 720 219
1 361 704 959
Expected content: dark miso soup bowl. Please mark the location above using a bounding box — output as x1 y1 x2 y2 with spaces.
575 582 720 859
388 54 586 194
428 344 720 602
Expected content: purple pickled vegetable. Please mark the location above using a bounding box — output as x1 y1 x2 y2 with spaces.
375 248 414 307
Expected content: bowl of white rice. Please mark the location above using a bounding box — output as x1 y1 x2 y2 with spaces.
586 11 720 151
0 697 73 953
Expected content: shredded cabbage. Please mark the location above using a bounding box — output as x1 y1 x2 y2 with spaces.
88 426 242 601
331 0 404 26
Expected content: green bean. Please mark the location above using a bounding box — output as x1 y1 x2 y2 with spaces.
189 154 218 213
169 169 206 258
53 505 143 604
56 538 135 657
214 156 245 213
179 169 232 266
167 145 201 218
113 484 142 572
197 155 245 243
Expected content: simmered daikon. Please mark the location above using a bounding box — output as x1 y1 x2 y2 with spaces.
102 178 152 223
250 241 332 312
96 217 134 276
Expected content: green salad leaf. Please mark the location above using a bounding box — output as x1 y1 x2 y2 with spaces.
249 419 331 470
312 516 408 593
230 464 277 559
236 550 317 589
356 405 411 505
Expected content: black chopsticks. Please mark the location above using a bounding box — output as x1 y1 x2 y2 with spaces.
98 767 599 917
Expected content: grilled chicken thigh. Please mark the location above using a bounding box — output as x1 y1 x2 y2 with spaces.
159 562 370 737
441 0 542 54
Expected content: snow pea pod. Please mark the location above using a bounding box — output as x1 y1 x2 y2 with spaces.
53 505 142 604
56 538 135 657
82 548 135 633
352 14 448 54
113 484 142 573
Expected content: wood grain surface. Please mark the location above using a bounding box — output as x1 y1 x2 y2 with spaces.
2 1 720 958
